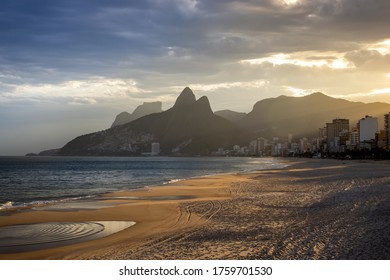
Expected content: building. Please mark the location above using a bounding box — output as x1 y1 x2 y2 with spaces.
326 119 349 152
358 115 378 143
288 133 293 144
318 127 327 140
249 140 257 156
151 142 160 156
258 137 268 154
385 113 390 149
272 142 283 156
300 137 309 152
376 130 386 149
249 137 268 156
349 127 359 148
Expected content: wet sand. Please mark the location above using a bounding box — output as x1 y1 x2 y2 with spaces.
0 158 389 259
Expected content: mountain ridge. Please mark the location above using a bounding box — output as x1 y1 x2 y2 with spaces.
54 89 390 156
59 87 252 156
240 92 390 137
111 101 163 128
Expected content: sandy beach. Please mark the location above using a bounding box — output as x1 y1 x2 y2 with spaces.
0 158 389 260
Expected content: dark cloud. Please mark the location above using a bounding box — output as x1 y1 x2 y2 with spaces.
1 0 389 81
345 50 390 71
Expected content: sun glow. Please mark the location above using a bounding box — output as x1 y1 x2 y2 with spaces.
240 52 353 69
369 88 390 95
284 86 312 97
367 39 390 55
282 0 300 5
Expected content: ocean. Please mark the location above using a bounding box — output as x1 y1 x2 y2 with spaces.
0 156 288 210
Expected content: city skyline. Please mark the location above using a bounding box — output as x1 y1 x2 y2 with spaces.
1 0 390 155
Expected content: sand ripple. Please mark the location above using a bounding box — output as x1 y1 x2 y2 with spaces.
0 221 135 253
0 222 104 247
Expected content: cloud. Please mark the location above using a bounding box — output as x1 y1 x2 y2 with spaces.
1 0 389 85
175 0 199 15
367 39 390 55
0 77 148 105
284 86 318 97
68 97 97 105
240 51 354 69
329 87 390 104
369 88 390 96
281 0 301 6
172 80 267 92
345 50 390 71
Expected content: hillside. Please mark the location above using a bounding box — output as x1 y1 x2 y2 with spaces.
214 110 247 124
240 92 390 137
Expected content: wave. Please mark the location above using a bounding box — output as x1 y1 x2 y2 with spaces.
0 195 95 212
163 178 184 185
0 157 291 212
0 201 14 210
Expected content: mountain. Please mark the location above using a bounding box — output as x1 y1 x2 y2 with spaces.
240 92 390 137
214 110 247 124
59 87 252 156
111 101 162 127
174 86 196 106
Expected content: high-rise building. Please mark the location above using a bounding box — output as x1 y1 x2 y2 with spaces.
257 137 268 155
326 119 349 151
349 127 359 147
318 127 327 140
300 137 309 152
358 115 378 142
385 113 390 149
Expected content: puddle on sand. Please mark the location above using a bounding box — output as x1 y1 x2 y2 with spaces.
0 221 135 253
100 195 195 201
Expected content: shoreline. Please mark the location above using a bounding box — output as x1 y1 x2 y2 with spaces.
0 158 389 259
0 156 287 213
0 169 250 259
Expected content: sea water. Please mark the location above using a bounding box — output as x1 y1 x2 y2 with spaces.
0 156 288 210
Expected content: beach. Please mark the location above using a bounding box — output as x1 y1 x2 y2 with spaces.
0 158 389 260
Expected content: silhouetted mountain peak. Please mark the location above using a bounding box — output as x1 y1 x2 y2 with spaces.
111 101 163 127
132 101 162 118
195 96 213 114
174 87 196 107
60 87 252 156
310 92 326 97
305 92 331 99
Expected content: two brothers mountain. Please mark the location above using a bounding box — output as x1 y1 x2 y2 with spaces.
55 87 390 156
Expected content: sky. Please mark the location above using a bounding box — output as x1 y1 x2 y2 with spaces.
1 0 390 155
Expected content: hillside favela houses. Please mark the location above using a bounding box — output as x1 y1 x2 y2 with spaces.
213 113 390 159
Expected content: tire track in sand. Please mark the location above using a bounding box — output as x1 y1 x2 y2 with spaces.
130 200 223 258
